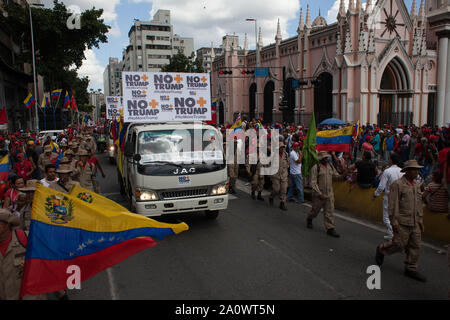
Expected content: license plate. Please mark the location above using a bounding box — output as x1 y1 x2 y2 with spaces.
178 176 191 185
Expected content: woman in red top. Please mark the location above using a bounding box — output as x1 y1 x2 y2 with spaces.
13 153 34 181
2 176 25 209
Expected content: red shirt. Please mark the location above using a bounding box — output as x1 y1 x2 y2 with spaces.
14 160 33 181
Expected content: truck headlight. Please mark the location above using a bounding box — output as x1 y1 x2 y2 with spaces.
109 146 114 151
136 189 159 201
210 184 227 196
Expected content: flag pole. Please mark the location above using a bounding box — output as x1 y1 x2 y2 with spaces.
53 91 62 130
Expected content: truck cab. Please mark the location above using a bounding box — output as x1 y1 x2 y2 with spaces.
119 122 228 219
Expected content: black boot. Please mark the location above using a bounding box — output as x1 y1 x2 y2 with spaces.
257 192 264 201
326 228 340 238
269 198 274 206
251 190 256 200
375 245 384 266
307 218 313 229
280 202 288 211
404 269 427 282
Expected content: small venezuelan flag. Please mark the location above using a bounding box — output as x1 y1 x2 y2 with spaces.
63 91 71 109
51 89 62 100
316 126 353 153
20 184 189 297
0 155 10 182
23 93 36 109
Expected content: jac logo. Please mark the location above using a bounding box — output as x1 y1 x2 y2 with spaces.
125 74 149 87
186 75 208 88
173 168 196 175
154 74 184 90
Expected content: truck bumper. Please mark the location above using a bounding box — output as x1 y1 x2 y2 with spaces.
134 195 229 217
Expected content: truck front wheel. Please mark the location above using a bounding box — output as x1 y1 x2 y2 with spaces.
205 210 219 220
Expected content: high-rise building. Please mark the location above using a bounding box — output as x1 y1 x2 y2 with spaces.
122 9 194 72
89 90 105 123
103 58 122 96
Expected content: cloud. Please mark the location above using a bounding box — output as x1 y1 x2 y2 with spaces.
77 49 105 90
135 0 300 49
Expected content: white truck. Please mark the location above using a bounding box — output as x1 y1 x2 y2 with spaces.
118 122 228 219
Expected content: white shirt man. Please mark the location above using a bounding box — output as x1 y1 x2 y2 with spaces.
373 156 404 239
289 149 302 175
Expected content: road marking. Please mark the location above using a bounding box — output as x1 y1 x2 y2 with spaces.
235 179 447 251
258 238 346 298
106 268 119 300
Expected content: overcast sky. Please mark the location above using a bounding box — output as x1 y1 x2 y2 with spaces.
39 0 414 91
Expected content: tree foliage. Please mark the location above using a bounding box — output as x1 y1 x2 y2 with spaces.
2 0 110 91
161 53 205 73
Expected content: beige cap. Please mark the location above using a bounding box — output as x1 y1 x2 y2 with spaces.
318 151 331 160
18 179 38 192
401 160 424 172
56 164 73 174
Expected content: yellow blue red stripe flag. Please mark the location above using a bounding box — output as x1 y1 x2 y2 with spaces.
316 126 353 153
23 93 36 109
20 184 189 296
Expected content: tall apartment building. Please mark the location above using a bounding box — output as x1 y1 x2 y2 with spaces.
89 91 105 123
103 58 122 96
122 9 194 72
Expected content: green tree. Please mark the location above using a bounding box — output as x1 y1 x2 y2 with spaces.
2 0 109 91
162 53 205 73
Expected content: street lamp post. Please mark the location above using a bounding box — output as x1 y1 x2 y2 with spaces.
28 1 44 132
246 18 259 120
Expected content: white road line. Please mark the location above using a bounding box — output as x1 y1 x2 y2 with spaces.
235 179 446 251
106 268 119 300
259 239 345 298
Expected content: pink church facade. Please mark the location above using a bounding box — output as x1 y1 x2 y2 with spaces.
211 0 450 127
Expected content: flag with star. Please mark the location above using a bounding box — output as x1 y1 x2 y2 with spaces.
20 184 189 297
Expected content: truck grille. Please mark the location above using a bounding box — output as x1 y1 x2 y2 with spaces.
160 188 209 200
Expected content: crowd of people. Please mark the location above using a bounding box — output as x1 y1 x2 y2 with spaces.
220 117 450 284
0 126 106 299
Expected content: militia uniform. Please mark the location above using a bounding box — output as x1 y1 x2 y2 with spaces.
376 160 427 282
226 140 240 194
269 142 289 211
307 151 341 237
37 145 57 178
0 211 46 300
246 154 265 201
49 164 80 194
71 150 95 192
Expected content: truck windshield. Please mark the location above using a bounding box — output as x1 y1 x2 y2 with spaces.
137 129 223 164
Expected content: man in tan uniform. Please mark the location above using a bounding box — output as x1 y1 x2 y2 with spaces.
0 211 46 300
37 145 57 178
247 149 265 201
71 149 95 191
307 151 342 238
49 163 80 194
225 140 239 195
269 142 289 211
376 160 427 282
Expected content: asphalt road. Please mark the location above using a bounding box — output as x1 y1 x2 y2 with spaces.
68 153 450 300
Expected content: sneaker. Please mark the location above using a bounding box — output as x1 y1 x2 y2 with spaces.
375 245 384 266
280 202 288 211
306 218 313 229
404 269 427 282
326 228 340 238
383 235 393 241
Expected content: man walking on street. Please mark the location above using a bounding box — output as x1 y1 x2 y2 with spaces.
373 152 404 240
375 160 427 282
286 142 304 204
307 151 342 238
269 142 289 211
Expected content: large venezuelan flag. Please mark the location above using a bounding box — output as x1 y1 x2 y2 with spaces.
20 184 189 297
70 184 129 213
316 126 353 153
